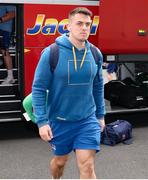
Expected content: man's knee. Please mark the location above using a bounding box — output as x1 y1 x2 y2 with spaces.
78 159 95 175
50 156 69 169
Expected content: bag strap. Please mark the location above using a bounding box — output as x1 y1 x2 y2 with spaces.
102 127 116 146
90 44 99 65
49 43 100 73
49 43 59 73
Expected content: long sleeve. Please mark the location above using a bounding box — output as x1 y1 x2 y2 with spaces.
32 47 53 128
93 49 106 120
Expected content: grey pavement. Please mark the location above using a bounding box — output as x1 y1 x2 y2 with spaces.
0 121 148 179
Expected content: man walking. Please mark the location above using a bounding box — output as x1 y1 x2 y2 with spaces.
32 7 105 179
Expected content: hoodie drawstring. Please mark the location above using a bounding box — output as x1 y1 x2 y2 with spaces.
72 46 87 71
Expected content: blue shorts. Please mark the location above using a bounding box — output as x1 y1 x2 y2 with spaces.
49 113 101 156
0 30 10 49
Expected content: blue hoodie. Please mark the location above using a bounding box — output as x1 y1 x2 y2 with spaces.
32 34 105 128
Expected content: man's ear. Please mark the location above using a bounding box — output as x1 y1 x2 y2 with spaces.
67 24 71 31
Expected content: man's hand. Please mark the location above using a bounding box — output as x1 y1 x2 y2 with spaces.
39 124 53 142
99 119 105 132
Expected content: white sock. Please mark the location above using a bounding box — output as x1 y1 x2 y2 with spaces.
7 69 13 79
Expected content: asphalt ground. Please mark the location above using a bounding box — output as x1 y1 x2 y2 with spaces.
0 120 148 179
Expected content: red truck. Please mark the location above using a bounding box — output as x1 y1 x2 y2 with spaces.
99 0 148 54
0 0 99 122
1 0 148 123
99 0 148 118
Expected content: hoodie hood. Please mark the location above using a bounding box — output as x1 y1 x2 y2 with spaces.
55 33 91 50
55 33 92 71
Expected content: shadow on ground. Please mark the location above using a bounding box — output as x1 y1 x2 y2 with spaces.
0 121 39 140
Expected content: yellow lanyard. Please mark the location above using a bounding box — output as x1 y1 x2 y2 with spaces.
72 46 87 71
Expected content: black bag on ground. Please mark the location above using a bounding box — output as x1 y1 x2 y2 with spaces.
104 79 147 108
101 120 133 146
136 72 148 101
135 72 148 89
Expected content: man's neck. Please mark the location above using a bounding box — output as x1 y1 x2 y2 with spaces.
69 36 85 49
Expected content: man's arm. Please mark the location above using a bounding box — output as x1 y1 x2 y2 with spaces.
93 49 106 131
32 47 53 141
32 47 52 127
39 125 53 142
98 118 105 132
0 11 15 23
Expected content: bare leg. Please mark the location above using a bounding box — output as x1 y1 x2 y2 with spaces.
76 149 96 179
1 49 14 84
50 154 69 179
3 50 13 70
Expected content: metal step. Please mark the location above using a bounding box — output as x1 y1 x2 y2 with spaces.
0 50 21 123
0 99 21 111
0 69 18 79
0 112 22 122
0 79 17 83
0 118 21 122
0 84 19 95
0 110 21 114
0 94 15 98
0 95 19 101
0 53 15 57
0 90 22 122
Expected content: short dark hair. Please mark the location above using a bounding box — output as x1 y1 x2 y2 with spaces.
69 7 93 19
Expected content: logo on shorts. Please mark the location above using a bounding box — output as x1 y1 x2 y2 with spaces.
56 116 66 121
51 144 56 151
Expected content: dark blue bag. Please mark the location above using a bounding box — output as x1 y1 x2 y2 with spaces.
101 120 133 146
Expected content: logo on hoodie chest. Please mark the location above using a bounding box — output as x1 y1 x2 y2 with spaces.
68 60 92 85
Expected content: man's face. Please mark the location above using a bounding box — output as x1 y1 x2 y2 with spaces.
68 13 92 42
